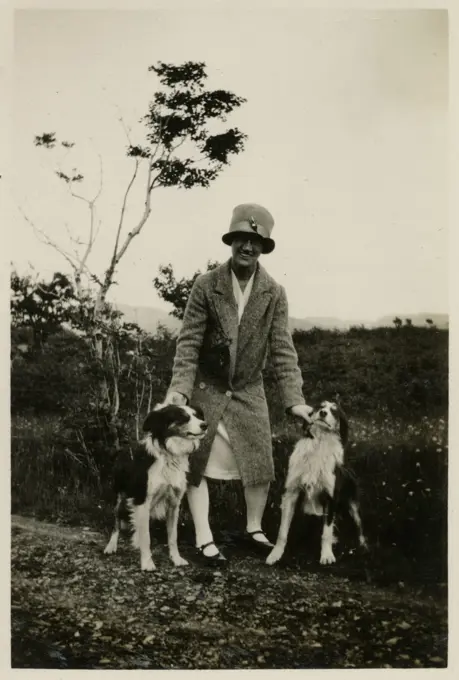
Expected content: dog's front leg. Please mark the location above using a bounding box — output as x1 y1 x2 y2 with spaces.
166 499 188 567
320 500 336 565
104 530 119 555
266 489 300 565
132 502 156 571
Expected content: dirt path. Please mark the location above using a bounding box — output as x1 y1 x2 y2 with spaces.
11 515 447 669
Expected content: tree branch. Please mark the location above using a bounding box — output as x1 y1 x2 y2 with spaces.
62 153 103 284
111 157 140 268
93 153 104 203
148 111 168 164
94 161 153 319
115 161 153 264
18 206 103 295
19 206 80 273
79 196 97 277
115 106 134 146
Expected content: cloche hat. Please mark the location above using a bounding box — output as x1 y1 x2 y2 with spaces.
222 203 275 254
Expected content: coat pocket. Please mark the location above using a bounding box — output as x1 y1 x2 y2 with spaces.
198 323 232 380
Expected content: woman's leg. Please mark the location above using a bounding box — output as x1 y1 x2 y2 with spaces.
186 478 220 557
244 482 272 543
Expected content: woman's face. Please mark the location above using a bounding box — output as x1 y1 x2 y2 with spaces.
231 233 264 270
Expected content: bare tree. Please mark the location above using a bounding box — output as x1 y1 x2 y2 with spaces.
22 61 247 446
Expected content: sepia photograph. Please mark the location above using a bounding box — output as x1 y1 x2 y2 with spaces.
7 1 449 671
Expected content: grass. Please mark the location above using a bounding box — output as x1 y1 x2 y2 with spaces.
11 414 107 527
11 411 448 593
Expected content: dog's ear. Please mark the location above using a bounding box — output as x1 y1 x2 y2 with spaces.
338 406 349 446
142 409 163 436
143 404 189 442
190 404 205 421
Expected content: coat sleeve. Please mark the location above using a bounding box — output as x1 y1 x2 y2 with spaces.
269 285 305 411
168 275 208 402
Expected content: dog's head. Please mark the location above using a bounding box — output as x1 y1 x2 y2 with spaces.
142 403 208 456
309 400 348 445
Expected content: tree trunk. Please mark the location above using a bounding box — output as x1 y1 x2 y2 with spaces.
91 287 121 451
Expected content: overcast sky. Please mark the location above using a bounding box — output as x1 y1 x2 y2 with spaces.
10 7 448 321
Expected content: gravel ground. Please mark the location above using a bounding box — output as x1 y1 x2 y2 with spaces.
11 515 447 670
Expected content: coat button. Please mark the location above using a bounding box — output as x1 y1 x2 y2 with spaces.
225 390 232 397
199 382 206 389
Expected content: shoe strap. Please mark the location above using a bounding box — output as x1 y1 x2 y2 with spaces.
247 530 267 538
198 541 217 551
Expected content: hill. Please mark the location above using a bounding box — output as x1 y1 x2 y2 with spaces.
114 303 181 334
115 303 448 333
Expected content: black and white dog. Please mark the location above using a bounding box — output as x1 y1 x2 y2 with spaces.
104 402 207 571
267 401 368 566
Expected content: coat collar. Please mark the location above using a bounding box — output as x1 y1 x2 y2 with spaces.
236 261 273 356
213 259 272 298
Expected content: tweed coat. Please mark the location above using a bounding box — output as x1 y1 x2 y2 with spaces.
168 259 305 487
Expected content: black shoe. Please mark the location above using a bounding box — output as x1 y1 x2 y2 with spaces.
244 530 274 552
196 541 227 568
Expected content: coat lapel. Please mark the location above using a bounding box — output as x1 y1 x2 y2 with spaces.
211 261 239 379
211 260 238 336
211 261 273 381
237 264 273 356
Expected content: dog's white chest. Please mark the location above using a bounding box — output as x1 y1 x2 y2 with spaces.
149 484 183 519
147 460 186 520
287 436 343 516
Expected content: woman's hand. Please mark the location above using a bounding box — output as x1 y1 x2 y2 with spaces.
165 391 188 406
289 404 314 423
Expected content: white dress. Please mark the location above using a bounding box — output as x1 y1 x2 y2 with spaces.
203 270 255 480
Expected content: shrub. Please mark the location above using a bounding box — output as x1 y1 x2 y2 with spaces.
290 326 448 419
202 430 447 587
10 324 448 586
11 415 107 524
10 330 95 415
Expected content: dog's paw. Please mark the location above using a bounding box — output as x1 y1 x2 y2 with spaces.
320 552 336 565
266 547 283 565
103 537 118 554
171 555 188 567
103 544 117 555
141 557 156 572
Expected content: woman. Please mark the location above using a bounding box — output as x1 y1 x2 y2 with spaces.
167 203 313 564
